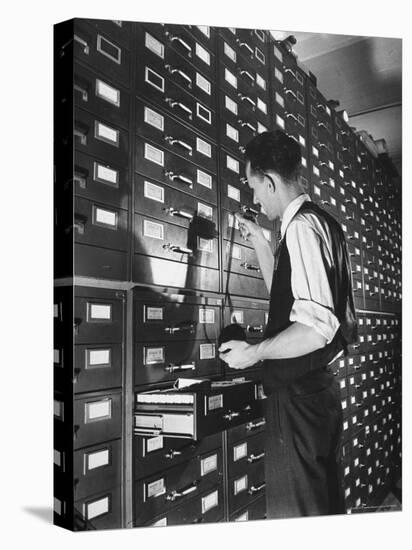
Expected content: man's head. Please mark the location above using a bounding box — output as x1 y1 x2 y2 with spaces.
244 130 302 220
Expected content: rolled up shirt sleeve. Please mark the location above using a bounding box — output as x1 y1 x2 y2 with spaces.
285 219 340 344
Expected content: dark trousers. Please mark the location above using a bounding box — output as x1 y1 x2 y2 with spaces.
264 371 345 518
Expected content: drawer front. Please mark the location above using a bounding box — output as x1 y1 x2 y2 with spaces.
74 293 124 344
74 150 129 209
228 432 266 479
135 139 217 204
74 62 131 129
135 214 218 269
132 254 220 292
228 460 265 514
134 300 220 342
134 447 223 523
75 244 128 281
142 485 224 527
224 304 268 341
219 88 271 135
75 108 129 165
134 174 217 229
134 340 221 386
82 18 133 48
74 343 123 393
228 416 266 444
224 240 263 279
224 271 269 300
221 210 274 247
133 431 222 480
74 392 122 449
74 20 131 86
74 486 121 530
230 494 266 522
73 439 121 499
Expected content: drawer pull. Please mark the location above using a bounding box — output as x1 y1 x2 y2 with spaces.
224 411 241 421
74 34 89 55
163 243 193 255
319 162 328 168
165 32 192 57
286 112 298 123
236 39 254 57
164 207 193 220
164 135 193 155
248 482 265 495
247 325 264 333
321 200 330 206
164 171 193 188
317 121 327 129
165 97 193 119
74 83 88 102
66 214 88 235
247 452 265 463
74 127 88 146
240 262 261 272
238 146 246 154
246 419 266 431
165 65 192 88
240 205 259 219
284 88 297 100
164 322 196 334
165 362 196 373
166 481 198 502
283 67 296 79
238 69 255 84
237 120 257 133
239 177 248 185
237 93 256 109
165 450 183 459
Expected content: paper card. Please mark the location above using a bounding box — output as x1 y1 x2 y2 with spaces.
225 68 237 88
145 32 164 58
196 43 210 65
201 453 217 476
95 122 119 145
274 67 283 83
89 303 112 320
197 138 212 157
226 156 239 174
225 95 238 115
145 306 164 321
94 162 119 186
146 478 166 499
95 207 117 227
208 394 223 411
196 73 211 95
86 496 109 519
276 115 285 129
96 79 120 106
275 92 284 107
224 42 236 62
144 347 165 365
197 103 211 124
85 399 112 422
257 98 267 113
233 442 247 462
197 202 213 219
226 123 239 142
199 308 215 324
234 475 248 495
274 46 283 62
197 169 212 189
86 448 110 471
145 67 164 92
143 219 164 240
87 348 111 367
144 181 164 203
227 185 240 201
201 490 218 513
146 435 164 454
144 106 164 131
199 343 215 360
144 143 164 166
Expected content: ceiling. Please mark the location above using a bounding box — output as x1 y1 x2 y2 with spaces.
271 30 402 178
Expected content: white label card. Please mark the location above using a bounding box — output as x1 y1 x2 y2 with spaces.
233 442 247 461
146 478 166 499
226 156 239 173
95 207 117 227
89 303 112 320
234 475 248 495
258 122 267 134
231 310 244 324
208 394 223 411
86 497 110 519
87 349 111 367
144 181 164 203
144 107 164 131
226 123 239 142
225 95 238 114
95 122 118 144
197 202 213 219
197 138 212 157
235 512 249 521
231 245 242 260
256 74 266 89
146 435 164 453
94 163 118 186
257 98 267 113
96 79 120 106
197 170 212 189
274 46 283 62
201 453 217 475
275 92 284 107
143 219 164 240
276 115 285 129
145 32 164 58
196 43 210 65
224 42 236 62
199 308 215 324
274 67 283 83
144 143 164 166
54 400 64 419
199 343 215 360
225 68 237 88
145 306 164 320
196 73 211 95
202 490 218 514
54 449 62 467
86 449 110 471
53 349 60 364
144 347 165 365
227 184 240 202
85 399 112 422
198 238 213 253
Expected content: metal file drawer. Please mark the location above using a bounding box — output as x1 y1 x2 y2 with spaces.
228 460 265 514
134 340 222 386
73 439 121 499
75 108 129 165
74 62 131 129
134 174 217 228
75 244 128 281
228 416 266 444
74 151 129 209
224 240 263 278
74 391 122 449
223 302 268 341
74 20 131 86
219 87 271 132
134 299 220 342
134 447 223 524
230 494 266 522
136 101 217 170
132 254 220 292
224 271 269 300
82 18 133 48
74 485 121 530
73 343 123 393
142 485 224 526
134 214 219 269
135 139 217 202
74 290 124 344
133 431 222 480
228 432 265 479
72 197 128 251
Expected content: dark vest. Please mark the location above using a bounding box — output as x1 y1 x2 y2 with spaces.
262 200 358 394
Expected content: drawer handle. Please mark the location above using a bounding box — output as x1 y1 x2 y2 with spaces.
236 39 254 57
247 452 265 463
163 243 193 255
317 121 327 129
237 93 256 109
74 83 88 102
164 135 193 155
164 171 193 188
165 449 183 459
248 482 265 495
66 214 88 235
246 419 266 431
238 69 255 84
74 34 90 55
224 411 241 421
165 32 192 57
321 200 330 206
319 162 328 168
164 323 196 334
286 112 298 123
164 207 193 220
240 262 261 272
237 119 257 133
165 97 193 119
238 146 246 154
165 362 196 373
283 67 296 79
165 64 192 88
239 177 248 185
240 204 259 219
284 88 297 100
247 325 264 333
74 127 88 146
166 481 198 502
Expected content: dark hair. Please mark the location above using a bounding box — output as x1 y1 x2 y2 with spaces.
244 130 302 182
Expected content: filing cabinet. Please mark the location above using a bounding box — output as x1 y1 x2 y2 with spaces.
55 19 401 529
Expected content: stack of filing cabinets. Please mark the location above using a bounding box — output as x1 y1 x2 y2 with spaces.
54 18 402 530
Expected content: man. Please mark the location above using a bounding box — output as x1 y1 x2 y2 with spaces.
219 130 357 518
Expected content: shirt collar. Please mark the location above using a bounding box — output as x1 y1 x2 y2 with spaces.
280 193 311 239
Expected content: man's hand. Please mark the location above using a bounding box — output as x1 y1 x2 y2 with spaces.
218 340 259 369
235 213 266 246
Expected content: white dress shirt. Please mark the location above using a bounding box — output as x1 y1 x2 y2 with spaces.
280 193 340 344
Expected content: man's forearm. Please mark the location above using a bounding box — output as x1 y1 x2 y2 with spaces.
255 322 327 360
253 236 275 293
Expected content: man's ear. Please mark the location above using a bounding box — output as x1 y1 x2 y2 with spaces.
265 173 277 194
